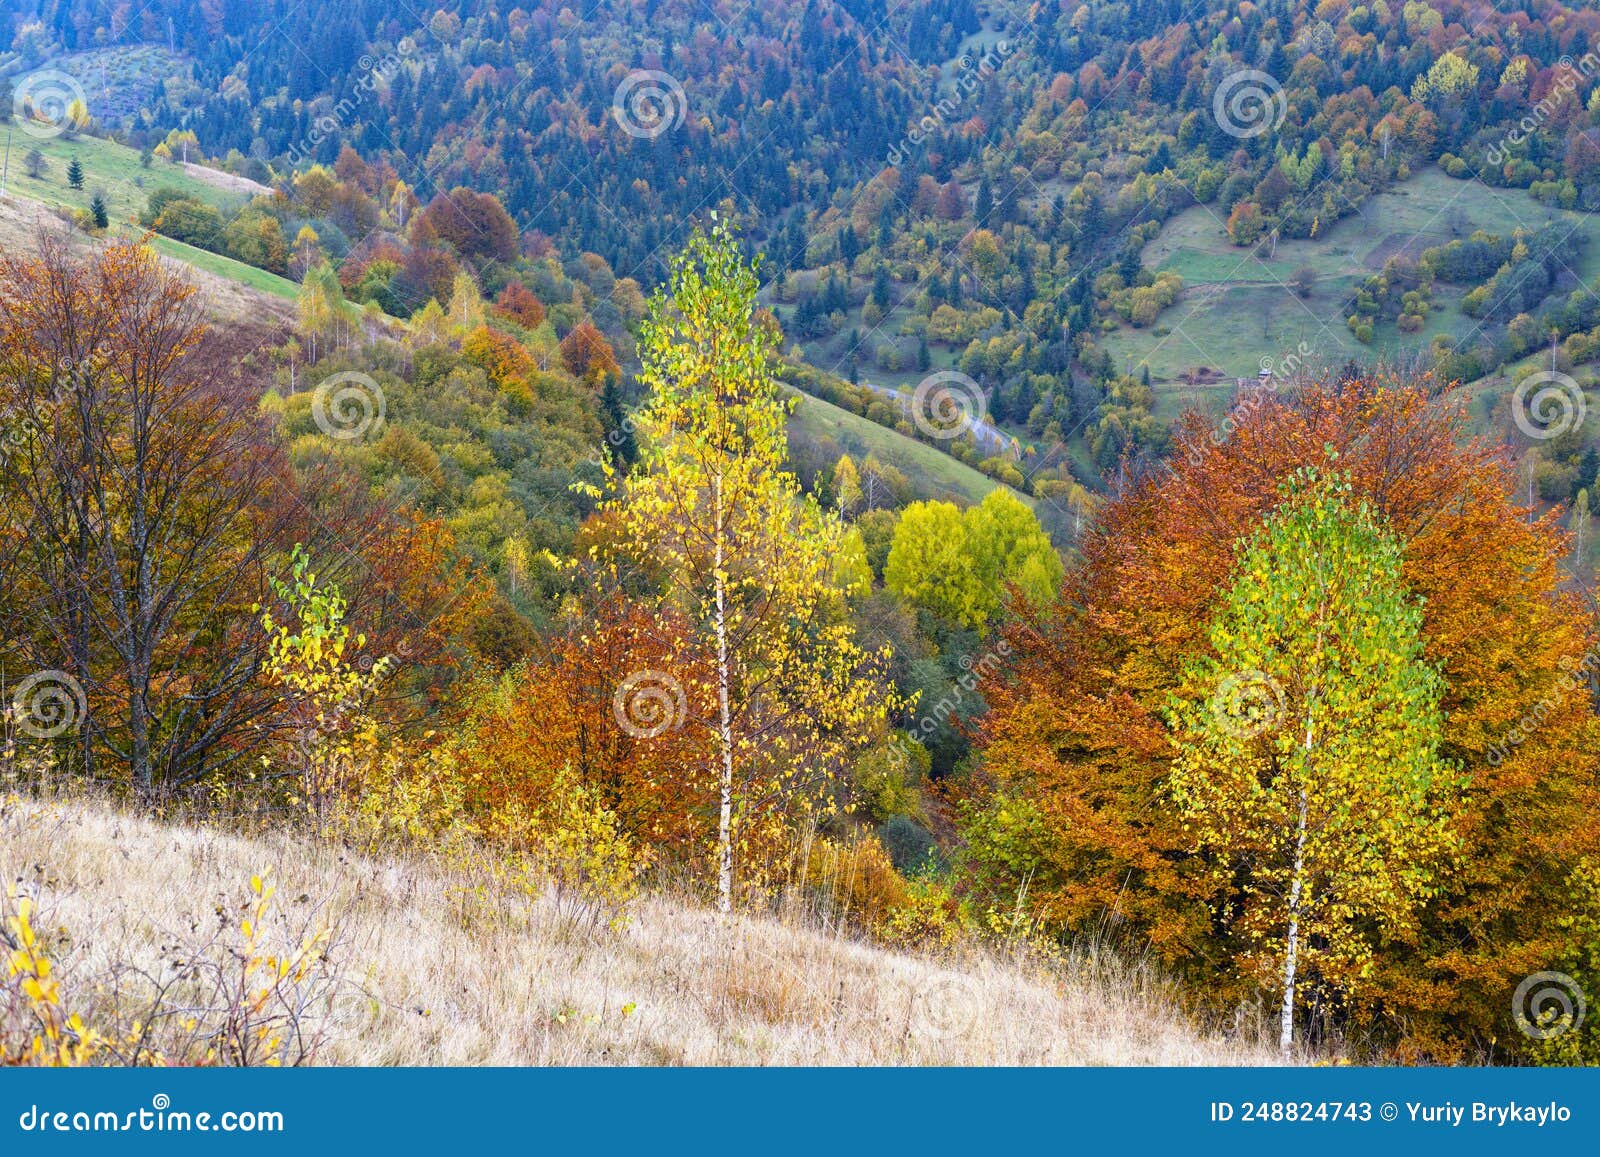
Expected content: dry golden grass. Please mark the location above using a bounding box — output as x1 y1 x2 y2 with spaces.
0 793 1297 1066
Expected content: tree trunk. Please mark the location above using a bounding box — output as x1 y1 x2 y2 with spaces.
1279 789 1308 1054
712 471 735 915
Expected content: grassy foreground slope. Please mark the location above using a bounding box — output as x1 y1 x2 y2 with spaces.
0 794 1285 1065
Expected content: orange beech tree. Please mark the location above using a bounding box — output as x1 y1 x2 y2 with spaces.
962 378 1600 1058
450 583 717 864
0 238 290 793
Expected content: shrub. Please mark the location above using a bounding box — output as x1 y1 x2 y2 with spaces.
3 888 103 1066
880 815 939 875
3 869 346 1067
880 876 965 950
523 766 652 931
798 835 908 931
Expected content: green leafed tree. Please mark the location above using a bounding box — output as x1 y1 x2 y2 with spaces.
883 500 978 625
965 489 1063 611
1165 469 1458 1053
885 489 1061 628
296 261 353 361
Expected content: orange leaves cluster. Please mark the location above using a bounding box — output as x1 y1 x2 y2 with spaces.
451 592 716 864
461 324 539 397
970 378 1600 1054
410 187 519 266
494 280 546 330
559 320 621 388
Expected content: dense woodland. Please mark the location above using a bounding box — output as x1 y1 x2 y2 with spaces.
1 1 1599 1067
17 0 1600 466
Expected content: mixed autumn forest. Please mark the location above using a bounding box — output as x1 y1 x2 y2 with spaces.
3 0 1600 1067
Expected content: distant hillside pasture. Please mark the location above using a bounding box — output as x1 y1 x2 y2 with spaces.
1106 168 1596 384
2 132 298 299
787 387 1027 508
34 45 191 124
0 193 295 326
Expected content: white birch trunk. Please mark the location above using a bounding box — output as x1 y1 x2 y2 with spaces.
1279 789 1308 1054
713 471 735 914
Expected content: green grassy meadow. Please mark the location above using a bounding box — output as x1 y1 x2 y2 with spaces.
786 387 1022 507
1105 168 1597 384
2 129 297 300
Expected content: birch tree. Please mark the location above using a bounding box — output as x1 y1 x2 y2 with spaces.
601 220 894 912
1166 469 1457 1053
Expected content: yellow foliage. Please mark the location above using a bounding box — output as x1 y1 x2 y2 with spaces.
881 876 967 951
3 889 103 1066
799 835 908 929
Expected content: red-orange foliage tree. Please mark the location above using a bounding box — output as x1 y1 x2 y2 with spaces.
493 280 546 330
411 187 518 266
963 378 1600 1057
559 320 621 388
452 584 716 865
0 238 290 792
